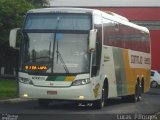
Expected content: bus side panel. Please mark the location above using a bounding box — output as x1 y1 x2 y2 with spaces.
123 49 136 95
123 49 151 95
103 46 118 98
112 48 127 96
103 46 150 97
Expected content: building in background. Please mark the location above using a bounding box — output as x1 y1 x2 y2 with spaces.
49 0 160 71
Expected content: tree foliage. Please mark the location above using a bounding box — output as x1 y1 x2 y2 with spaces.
0 0 49 44
26 0 49 7
0 0 34 44
0 0 50 74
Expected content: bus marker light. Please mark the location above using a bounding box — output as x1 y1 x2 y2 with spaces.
79 96 85 100
23 94 28 97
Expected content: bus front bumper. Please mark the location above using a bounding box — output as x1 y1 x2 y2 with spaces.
19 83 97 101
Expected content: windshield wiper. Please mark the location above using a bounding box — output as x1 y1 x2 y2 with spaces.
54 30 69 73
56 50 70 73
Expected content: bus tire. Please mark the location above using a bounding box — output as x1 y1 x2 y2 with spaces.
138 81 142 101
130 83 141 102
141 79 144 93
38 99 51 107
94 84 106 109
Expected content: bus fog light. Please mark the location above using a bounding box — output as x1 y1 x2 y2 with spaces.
79 96 85 100
23 94 28 97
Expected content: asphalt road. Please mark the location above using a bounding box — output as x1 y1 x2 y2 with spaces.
0 88 160 120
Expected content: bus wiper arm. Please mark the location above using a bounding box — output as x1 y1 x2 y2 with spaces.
56 50 70 73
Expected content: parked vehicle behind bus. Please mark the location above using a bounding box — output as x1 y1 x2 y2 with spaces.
9 8 151 109
151 70 160 88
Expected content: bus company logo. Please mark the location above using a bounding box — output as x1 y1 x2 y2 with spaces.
130 55 150 65
129 50 150 69
131 55 143 64
50 82 54 86
93 83 100 98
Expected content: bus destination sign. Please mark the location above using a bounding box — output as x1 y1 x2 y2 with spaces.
24 65 48 70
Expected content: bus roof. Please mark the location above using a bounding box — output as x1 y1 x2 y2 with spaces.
27 7 95 14
27 7 149 33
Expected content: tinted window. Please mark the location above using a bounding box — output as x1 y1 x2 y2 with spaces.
102 17 150 53
151 71 155 76
24 13 91 30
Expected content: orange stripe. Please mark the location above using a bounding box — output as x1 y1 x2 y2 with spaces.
64 76 75 81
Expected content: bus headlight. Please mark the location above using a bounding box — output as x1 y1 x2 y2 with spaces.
19 77 33 85
72 79 90 86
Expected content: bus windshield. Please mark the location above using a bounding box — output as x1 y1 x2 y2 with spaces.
22 33 90 74
21 13 91 74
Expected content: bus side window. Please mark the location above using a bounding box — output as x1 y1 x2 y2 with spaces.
91 39 101 77
92 15 102 77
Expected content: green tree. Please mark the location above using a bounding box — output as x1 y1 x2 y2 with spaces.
26 0 49 7
0 0 49 77
0 0 34 44
0 0 34 74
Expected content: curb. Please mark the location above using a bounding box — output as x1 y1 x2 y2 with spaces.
0 98 36 103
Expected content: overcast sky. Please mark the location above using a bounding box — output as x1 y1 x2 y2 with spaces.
49 0 160 7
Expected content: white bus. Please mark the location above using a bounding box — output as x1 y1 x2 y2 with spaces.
9 8 151 109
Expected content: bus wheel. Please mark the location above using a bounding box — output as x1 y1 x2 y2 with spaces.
94 84 106 109
38 99 51 107
138 81 142 101
131 83 141 102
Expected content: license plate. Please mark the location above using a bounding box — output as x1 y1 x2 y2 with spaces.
47 91 57 95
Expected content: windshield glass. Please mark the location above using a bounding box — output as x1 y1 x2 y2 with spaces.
24 13 91 30
22 33 90 74
21 13 91 74
24 33 53 63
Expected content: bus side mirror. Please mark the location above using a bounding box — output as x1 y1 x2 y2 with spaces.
9 28 20 49
89 29 97 51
